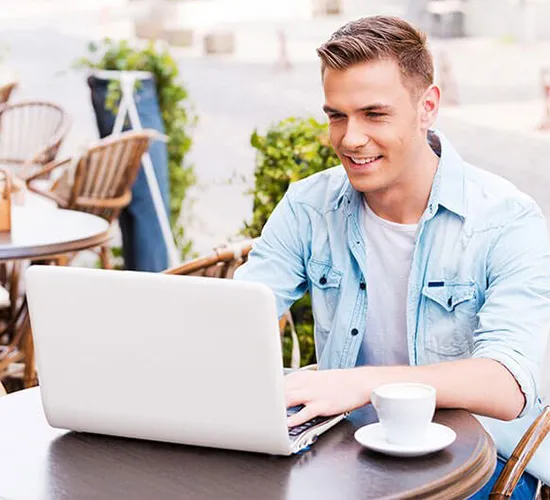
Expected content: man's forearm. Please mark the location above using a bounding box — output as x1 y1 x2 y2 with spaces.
354 358 525 421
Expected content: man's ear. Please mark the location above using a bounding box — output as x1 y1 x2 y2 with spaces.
419 84 440 130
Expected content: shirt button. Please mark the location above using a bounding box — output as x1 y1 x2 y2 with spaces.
360 282 366 290
319 276 327 285
351 328 359 336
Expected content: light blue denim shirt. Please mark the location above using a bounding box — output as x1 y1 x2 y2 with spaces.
235 130 550 482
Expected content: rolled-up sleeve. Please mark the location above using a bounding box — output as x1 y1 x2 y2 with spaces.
473 202 550 417
234 189 308 318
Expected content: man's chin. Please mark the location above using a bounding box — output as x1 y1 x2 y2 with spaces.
345 171 386 195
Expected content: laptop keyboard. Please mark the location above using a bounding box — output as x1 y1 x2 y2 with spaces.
287 405 331 437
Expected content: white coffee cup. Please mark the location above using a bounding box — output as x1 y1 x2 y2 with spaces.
371 382 436 446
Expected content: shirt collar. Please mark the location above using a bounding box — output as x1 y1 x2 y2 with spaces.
429 129 466 219
334 129 467 219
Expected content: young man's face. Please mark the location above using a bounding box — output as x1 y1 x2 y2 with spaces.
322 58 438 194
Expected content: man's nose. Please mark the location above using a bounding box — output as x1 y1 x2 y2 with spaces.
341 120 369 151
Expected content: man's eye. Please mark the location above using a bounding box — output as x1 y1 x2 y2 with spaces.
328 114 344 120
366 112 385 118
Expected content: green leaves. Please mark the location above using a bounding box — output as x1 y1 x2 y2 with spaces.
244 117 340 366
77 38 196 259
243 116 339 240
249 130 262 149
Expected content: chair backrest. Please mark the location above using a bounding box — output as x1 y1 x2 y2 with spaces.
0 101 69 167
57 131 154 223
163 241 254 278
0 82 17 106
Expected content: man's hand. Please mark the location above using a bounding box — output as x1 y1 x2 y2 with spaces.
284 368 370 427
283 359 525 427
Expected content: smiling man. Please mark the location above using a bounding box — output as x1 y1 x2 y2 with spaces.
235 16 550 497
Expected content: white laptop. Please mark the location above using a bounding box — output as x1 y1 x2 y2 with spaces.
25 265 346 455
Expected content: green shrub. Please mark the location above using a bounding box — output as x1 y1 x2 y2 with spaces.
245 117 340 366
76 39 196 258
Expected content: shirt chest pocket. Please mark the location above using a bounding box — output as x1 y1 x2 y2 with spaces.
307 259 343 334
421 282 478 359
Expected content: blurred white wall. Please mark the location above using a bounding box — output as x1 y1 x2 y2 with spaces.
465 0 550 41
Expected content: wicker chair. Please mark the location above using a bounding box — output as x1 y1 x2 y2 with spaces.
164 241 301 368
0 101 70 180
26 130 157 268
0 101 68 323
490 406 550 499
0 82 17 106
164 241 253 279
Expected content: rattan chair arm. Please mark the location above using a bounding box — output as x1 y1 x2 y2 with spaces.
490 405 550 498
24 157 73 183
163 254 222 276
74 191 132 210
27 184 68 207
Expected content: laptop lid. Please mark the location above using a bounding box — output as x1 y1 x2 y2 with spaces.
25 265 293 455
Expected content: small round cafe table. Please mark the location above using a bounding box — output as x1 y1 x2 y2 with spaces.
0 388 496 500
0 205 110 261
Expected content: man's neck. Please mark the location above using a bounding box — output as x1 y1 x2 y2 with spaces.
363 143 440 225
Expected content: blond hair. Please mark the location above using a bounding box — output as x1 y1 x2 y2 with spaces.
317 16 434 96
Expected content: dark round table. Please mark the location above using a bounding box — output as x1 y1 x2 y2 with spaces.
0 388 496 500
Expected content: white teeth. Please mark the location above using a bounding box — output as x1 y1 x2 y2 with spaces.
350 156 380 165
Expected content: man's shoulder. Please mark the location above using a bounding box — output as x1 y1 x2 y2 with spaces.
463 162 543 224
286 165 348 213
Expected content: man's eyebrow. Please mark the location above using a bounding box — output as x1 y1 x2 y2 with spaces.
359 104 393 113
322 103 393 114
323 105 343 114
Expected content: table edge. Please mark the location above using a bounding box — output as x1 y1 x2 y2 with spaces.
0 230 111 261
388 423 496 500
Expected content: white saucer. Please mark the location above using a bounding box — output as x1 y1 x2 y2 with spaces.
354 422 456 457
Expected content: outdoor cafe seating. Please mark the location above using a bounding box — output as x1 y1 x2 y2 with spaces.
0 217 548 497
0 72 548 499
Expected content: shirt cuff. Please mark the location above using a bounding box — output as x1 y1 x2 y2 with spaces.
472 348 535 418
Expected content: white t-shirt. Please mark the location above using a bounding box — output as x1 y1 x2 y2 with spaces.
356 198 417 366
